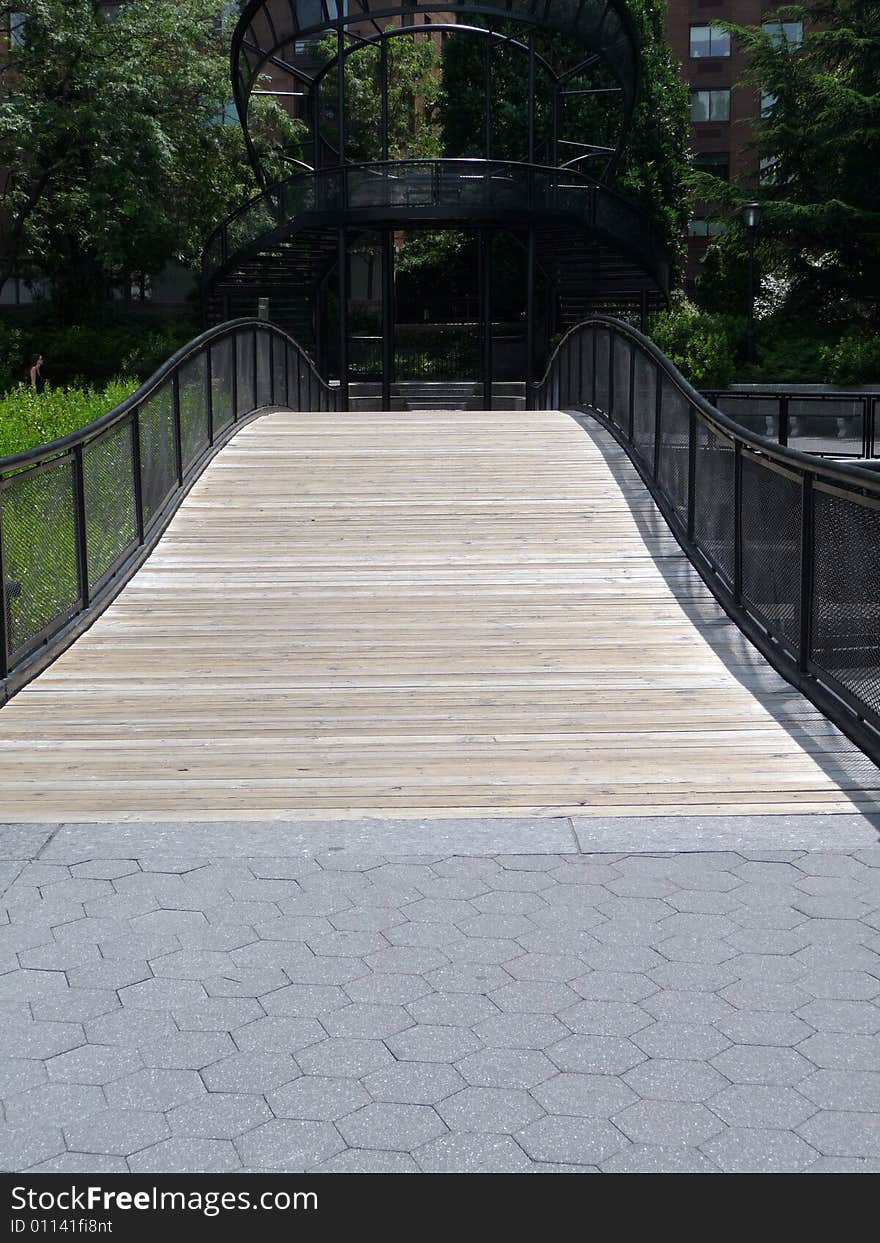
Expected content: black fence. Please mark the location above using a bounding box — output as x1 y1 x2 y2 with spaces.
0 319 341 704
702 389 880 461
533 316 880 766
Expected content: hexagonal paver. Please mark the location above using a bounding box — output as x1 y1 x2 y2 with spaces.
234 1016 326 1053
130 1138 242 1173
797 1000 880 1035
457 1048 556 1089
0 1124 66 1170
634 1022 730 1061
798 1070 880 1113
613 1099 724 1147
700 1127 818 1173
716 1010 814 1048
363 1062 466 1106
472 1012 569 1049
515 1115 626 1165
236 1119 344 1170
406 992 498 1027
296 1037 394 1078
64 1109 170 1157
797 1033 880 1072
601 1144 719 1173
710 1044 813 1086
105 1068 206 1112
386 1025 480 1064
560 999 653 1038
323 1003 413 1039
437 1087 543 1134
338 1103 446 1151
4 1082 106 1128
268 1076 371 1121
202 1053 300 1093
623 1058 728 1103
46 1045 142 1085
548 1035 645 1076
707 1084 817 1130
167 1093 273 1139
415 1133 534 1173
533 1073 637 1118
796 1111 880 1158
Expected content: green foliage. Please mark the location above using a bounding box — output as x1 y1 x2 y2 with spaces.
0 378 138 459
649 297 742 388
0 322 25 392
699 2 880 323
0 318 196 388
0 1 290 317
819 331 880 385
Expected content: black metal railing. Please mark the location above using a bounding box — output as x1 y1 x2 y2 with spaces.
533 316 880 766
202 160 670 296
0 319 340 704
702 389 880 461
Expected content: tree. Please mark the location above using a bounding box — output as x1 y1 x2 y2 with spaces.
0 0 293 317
695 2 880 325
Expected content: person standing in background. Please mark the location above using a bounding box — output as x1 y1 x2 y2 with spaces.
29 353 45 392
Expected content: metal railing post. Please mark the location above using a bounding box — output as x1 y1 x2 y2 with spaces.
131 409 145 544
0 488 9 681
687 406 697 541
268 331 275 406
232 332 239 422
284 334 291 409
799 473 815 673
628 345 636 441
608 331 615 420
72 445 90 610
172 375 183 485
779 394 790 447
653 362 662 481
252 329 258 412
733 440 743 602
591 328 597 410
205 347 214 447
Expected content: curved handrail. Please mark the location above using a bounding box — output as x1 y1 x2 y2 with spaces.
231 1 642 185
533 314 880 767
0 319 340 703
202 158 671 297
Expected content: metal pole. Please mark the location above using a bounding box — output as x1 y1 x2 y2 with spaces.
338 228 349 409
131 409 145 544
733 440 743 601
205 346 214 447
0 487 9 681
799 473 815 673
528 32 536 164
337 26 346 167
172 374 183 483
382 229 394 412
526 226 536 397
381 38 389 163
72 445 90 610
746 230 756 364
480 231 493 408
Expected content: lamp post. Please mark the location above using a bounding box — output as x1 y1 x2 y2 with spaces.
743 200 762 365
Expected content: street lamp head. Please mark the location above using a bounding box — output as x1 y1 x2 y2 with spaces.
743 201 763 232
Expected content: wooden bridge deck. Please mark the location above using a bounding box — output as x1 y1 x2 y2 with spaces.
0 409 877 822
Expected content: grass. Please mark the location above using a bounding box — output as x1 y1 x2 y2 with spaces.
0 378 138 460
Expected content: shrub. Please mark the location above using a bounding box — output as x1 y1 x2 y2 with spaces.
649 298 741 389
0 378 138 459
819 332 880 386
0 322 25 392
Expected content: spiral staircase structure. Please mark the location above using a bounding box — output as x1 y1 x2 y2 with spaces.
203 1 673 406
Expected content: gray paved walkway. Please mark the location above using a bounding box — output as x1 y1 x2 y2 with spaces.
1 818 879 1174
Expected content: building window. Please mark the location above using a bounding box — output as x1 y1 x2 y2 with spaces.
761 91 778 117
688 218 726 238
689 25 731 58
692 151 730 181
763 20 803 48
690 89 731 122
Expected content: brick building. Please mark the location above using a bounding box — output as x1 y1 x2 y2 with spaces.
664 1 805 285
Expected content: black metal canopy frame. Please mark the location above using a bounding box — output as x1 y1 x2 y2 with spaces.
204 0 670 405
537 317 880 769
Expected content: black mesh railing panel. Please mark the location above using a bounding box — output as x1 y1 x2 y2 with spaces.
211 339 234 434
740 456 802 648
812 488 880 717
138 383 177 525
289 346 304 410
612 336 631 430
693 422 735 584
789 399 865 457
2 461 79 657
236 331 256 416
257 331 273 408
657 376 690 527
632 350 656 469
594 329 610 414
178 355 209 477
83 422 138 590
